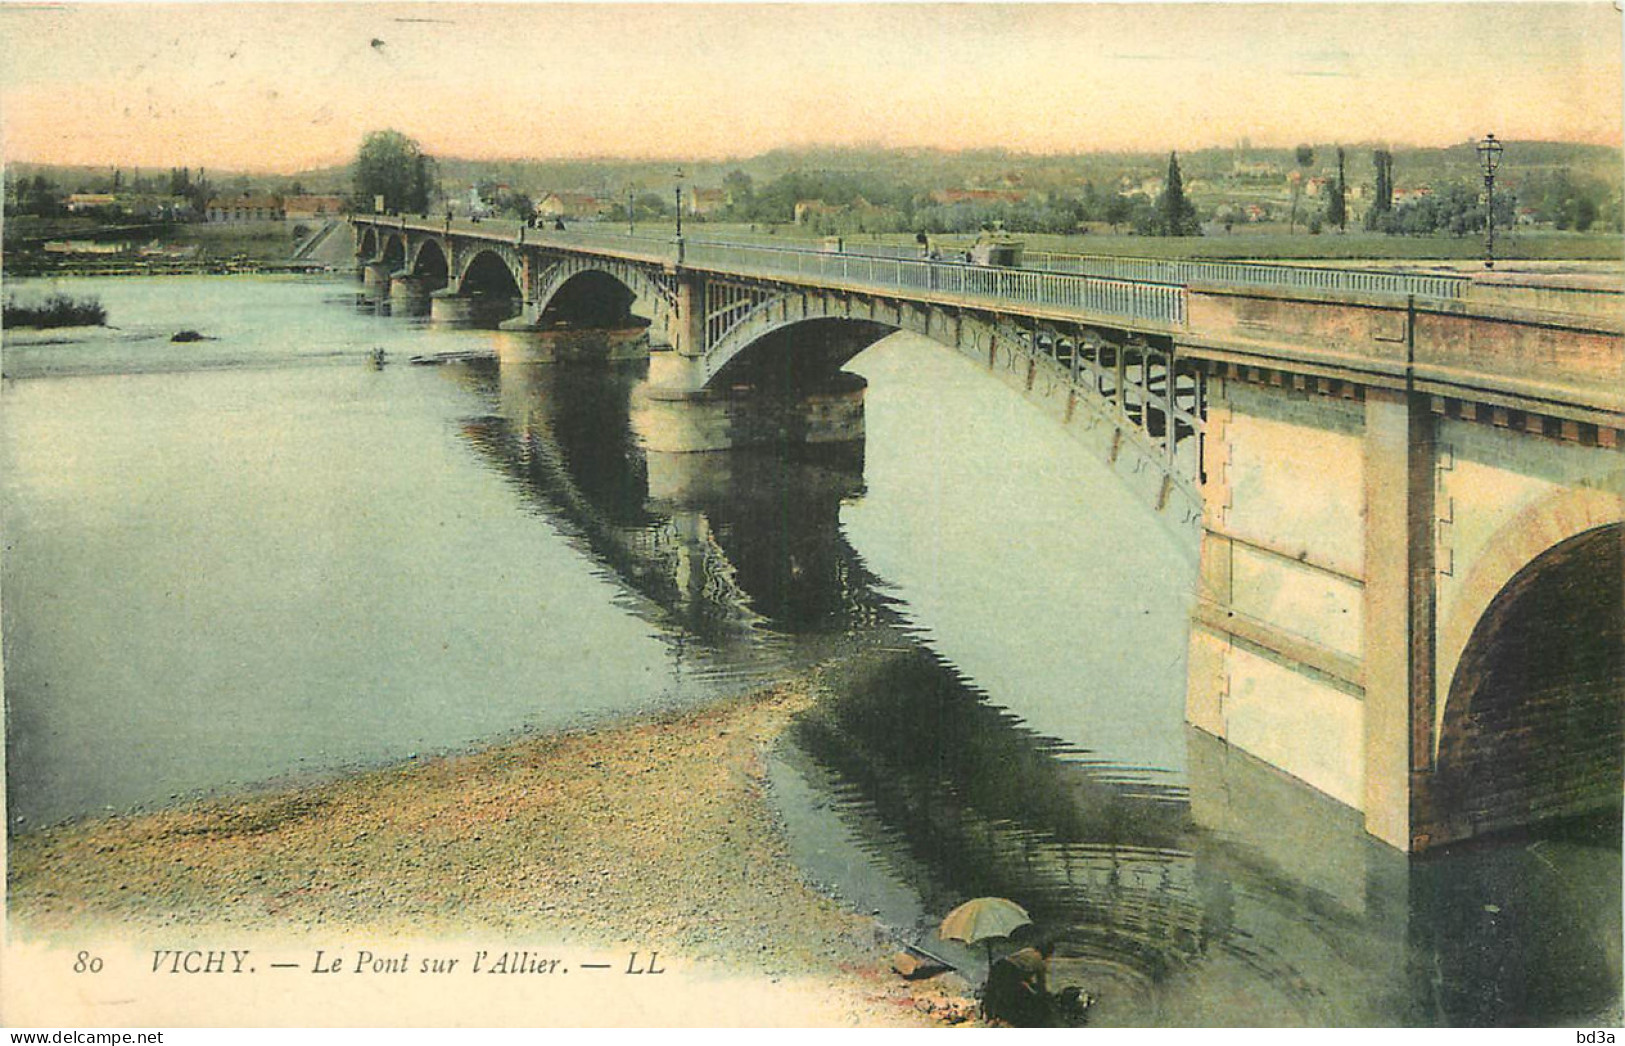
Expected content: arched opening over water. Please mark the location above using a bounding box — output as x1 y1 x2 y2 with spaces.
1433 523 1624 842
540 270 640 329
458 249 524 325
378 234 407 272
710 317 895 392
409 239 450 291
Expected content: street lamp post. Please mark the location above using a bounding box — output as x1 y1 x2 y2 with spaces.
628 187 635 236
673 166 685 241
1477 133 1503 270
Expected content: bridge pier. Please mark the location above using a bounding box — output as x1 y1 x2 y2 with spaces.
631 372 866 453
666 269 707 361
389 273 434 314
489 328 650 365
360 262 393 295
1187 372 1426 850
497 296 551 331
1360 388 1437 851
1188 352 1622 854
428 288 475 324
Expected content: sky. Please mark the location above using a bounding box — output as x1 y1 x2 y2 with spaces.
0 2 1620 173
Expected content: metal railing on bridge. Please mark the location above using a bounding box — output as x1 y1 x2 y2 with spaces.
374 218 1189 328
361 216 1466 326
841 240 1468 300
1018 251 1470 300
538 223 1467 303
678 240 1188 327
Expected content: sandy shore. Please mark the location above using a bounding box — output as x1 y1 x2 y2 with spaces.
5 682 981 1027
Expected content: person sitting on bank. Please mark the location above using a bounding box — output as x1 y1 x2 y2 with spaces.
982 940 1054 1026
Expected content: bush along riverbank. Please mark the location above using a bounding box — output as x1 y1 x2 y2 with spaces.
3 292 107 328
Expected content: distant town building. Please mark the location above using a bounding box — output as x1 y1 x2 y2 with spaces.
793 197 898 230
688 188 726 217
65 193 118 213
44 240 128 254
1230 160 1281 179
283 195 348 221
793 199 841 224
138 242 201 258
536 192 604 220
205 194 285 222
929 188 1030 206
125 195 193 220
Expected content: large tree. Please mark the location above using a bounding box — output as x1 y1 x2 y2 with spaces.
1157 152 1199 236
1290 144 1315 232
1366 149 1395 229
353 130 436 215
721 169 756 219
1327 147 1348 232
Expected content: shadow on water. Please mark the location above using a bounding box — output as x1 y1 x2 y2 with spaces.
445 349 1618 1027
779 642 1621 1027
1407 808 1623 1027
444 354 903 674
6 276 1613 1025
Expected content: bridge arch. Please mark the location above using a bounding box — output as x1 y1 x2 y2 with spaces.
532 256 674 333
697 287 1129 404
407 238 451 286
448 243 523 295
1431 484 1623 840
379 233 407 271
700 290 1010 392
711 316 899 391
357 226 380 261
455 247 524 300
543 271 637 327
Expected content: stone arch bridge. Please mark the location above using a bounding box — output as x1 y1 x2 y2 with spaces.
354 216 1623 854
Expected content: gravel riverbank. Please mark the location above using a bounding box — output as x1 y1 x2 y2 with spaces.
6 683 978 1026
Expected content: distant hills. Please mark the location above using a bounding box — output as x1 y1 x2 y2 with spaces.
10 140 1618 199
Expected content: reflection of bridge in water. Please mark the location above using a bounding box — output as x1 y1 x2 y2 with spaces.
450 352 892 661
444 352 1618 1025
357 215 1622 856
784 646 1619 1026
447 352 1240 1010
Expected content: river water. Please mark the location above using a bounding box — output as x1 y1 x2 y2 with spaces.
3 275 1618 1026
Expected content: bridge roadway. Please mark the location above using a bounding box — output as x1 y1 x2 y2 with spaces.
355 215 1619 417
352 215 1624 855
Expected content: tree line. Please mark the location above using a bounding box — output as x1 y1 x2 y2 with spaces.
676 154 1203 237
